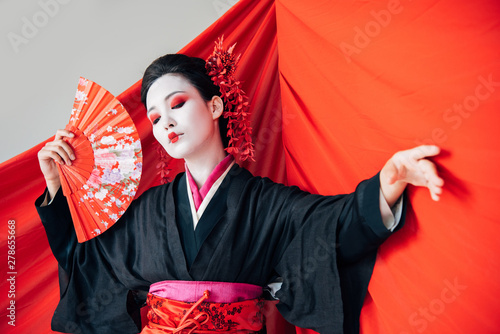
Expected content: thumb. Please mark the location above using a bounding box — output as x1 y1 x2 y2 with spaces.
409 145 441 161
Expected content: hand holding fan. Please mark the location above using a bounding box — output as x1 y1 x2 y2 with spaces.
56 77 142 243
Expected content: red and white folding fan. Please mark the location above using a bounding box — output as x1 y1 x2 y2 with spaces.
56 77 142 243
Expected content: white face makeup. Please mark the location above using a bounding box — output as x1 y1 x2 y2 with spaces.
146 74 221 160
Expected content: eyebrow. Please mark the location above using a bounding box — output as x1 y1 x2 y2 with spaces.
147 90 185 114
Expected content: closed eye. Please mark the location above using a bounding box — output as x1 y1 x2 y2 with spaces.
148 113 160 125
172 101 185 109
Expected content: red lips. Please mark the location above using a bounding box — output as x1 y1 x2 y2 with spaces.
168 132 180 143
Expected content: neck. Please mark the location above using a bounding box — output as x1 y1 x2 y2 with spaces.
184 142 227 190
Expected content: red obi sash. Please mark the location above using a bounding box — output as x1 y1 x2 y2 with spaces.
141 281 264 333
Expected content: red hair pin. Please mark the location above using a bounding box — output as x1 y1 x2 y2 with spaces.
206 36 255 162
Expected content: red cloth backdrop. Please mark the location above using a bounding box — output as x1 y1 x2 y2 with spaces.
1 0 499 333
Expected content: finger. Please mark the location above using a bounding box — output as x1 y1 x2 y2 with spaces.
54 129 75 140
428 177 443 201
418 159 444 187
409 145 441 161
56 139 76 161
39 148 65 166
428 172 444 188
427 180 443 196
429 188 441 201
418 161 443 201
45 141 74 165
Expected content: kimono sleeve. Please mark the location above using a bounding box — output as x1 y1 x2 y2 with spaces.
253 173 405 334
35 188 77 273
35 189 144 333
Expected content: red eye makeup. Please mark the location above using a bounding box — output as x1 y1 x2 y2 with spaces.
170 95 187 109
149 112 160 125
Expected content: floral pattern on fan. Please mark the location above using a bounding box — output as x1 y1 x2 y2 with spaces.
84 126 142 229
57 77 143 242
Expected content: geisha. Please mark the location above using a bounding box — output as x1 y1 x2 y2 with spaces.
36 43 443 334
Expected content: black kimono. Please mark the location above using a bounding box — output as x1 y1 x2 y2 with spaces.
35 164 406 334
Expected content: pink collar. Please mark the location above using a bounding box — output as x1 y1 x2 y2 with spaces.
185 155 234 210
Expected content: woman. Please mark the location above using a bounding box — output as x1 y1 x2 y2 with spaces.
36 51 443 334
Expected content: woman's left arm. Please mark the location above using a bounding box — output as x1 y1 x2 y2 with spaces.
380 145 444 207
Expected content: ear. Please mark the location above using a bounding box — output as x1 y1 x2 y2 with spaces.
209 96 224 120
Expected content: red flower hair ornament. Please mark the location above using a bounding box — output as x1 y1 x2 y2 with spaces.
206 37 255 162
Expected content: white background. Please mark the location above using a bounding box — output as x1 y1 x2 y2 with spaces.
0 0 236 163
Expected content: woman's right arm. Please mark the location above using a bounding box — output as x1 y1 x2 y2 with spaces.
35 129 144 332
35 129 77 271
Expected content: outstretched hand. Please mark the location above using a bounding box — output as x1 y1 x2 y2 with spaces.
380 145 444 206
